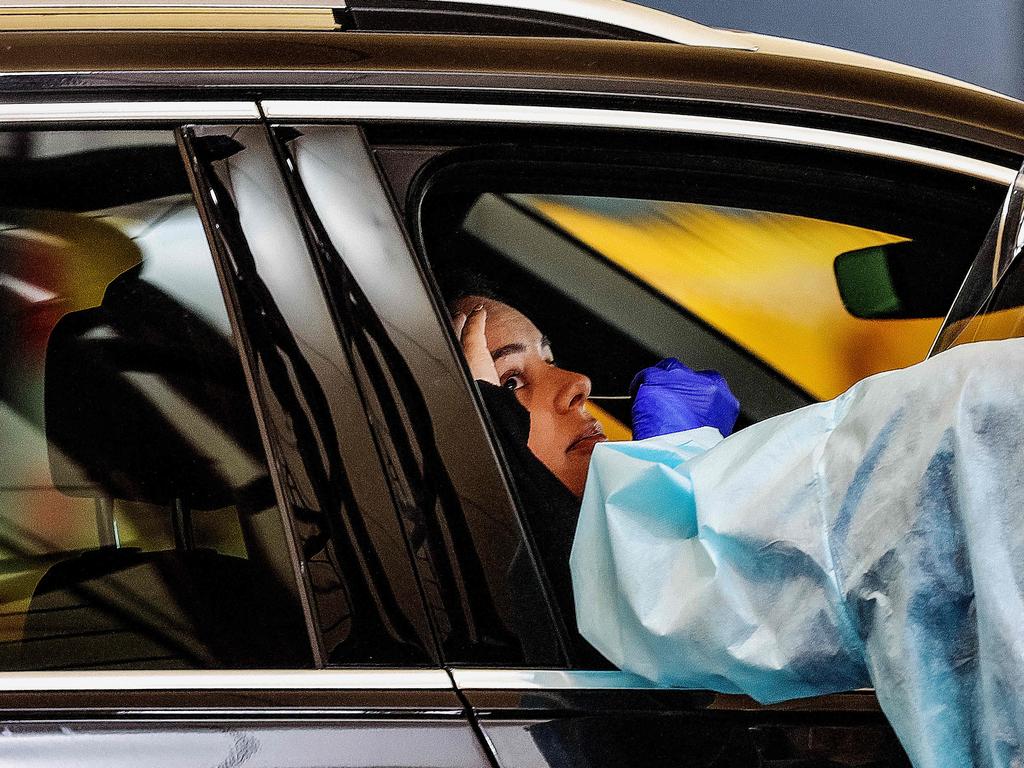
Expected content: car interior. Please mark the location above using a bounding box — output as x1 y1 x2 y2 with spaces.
403 135 1007 659
0 132 309 670
409 137 1004 429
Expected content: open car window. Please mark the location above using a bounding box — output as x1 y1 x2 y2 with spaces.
406 134 1005 666
510 194 947 402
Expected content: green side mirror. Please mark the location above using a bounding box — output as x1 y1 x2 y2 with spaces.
834 241 970 320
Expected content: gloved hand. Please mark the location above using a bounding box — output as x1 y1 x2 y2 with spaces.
630 358 740 440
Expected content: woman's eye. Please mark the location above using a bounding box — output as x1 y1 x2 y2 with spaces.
502 375 524 391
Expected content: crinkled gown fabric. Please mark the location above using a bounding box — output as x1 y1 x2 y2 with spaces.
572 338 1024 768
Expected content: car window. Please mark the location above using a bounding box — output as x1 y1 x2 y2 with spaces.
510 194 939 403
404 134 1004 666
0 129 311 670
420 187 996 433
933 165 1024 354
457 191 954 440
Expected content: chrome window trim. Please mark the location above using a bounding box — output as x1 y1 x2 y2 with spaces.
0 669 452 691
260 100 1019 186
452 669 661 690
452 669 876 694
0 101 260 122
113 709 465 717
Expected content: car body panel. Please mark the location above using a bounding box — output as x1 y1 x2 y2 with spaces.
456 672 907 767
0 672 480 767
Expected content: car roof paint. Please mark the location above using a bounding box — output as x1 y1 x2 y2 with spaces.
4 0 1019 104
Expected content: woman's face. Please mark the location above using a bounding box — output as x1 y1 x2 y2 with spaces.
454 296 606 497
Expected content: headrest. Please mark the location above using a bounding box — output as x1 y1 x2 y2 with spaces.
45 266 271 511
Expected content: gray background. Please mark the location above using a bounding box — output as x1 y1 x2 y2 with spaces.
635 0 1024 100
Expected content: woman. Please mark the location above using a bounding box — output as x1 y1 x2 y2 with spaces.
447 289 736 664
449 293 604 662
448 291 738 496
450 294 606 498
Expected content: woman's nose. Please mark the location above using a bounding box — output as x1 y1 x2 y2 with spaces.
556 368 592 412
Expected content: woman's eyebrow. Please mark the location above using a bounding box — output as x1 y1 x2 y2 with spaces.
491 342 527 362
492 336 553 362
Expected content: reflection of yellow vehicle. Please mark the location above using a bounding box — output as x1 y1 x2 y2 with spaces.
457 173 997 442
523 196 938 401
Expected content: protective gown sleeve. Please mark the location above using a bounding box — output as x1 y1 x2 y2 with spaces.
571 338 1024 768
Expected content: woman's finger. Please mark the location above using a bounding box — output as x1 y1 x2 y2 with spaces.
461 306 500 385
461 305 486 342
452 312 467 339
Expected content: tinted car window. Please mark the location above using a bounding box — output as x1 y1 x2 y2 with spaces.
187 125 444 667
0 130 310 670
263 124 567 667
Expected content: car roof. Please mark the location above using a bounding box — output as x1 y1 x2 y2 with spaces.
430 0 1023 104
5 0 1019 104
1 1 1022 155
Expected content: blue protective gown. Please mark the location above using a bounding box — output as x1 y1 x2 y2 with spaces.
571 338 1024 768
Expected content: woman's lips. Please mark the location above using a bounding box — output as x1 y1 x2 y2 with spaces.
567 422 607 453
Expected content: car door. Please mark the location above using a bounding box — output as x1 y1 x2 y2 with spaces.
257 97 1024 767
0 102 489 768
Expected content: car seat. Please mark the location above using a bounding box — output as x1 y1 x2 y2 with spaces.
21 265 310 670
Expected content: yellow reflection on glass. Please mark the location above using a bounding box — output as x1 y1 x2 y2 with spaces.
942 305 1024 351
524 197 943 400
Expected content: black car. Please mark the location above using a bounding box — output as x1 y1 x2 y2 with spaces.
0 1 1022 766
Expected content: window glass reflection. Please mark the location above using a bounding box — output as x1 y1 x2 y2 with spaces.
0 130 309 670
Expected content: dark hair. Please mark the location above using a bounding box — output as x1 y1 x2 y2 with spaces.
437 268 507 316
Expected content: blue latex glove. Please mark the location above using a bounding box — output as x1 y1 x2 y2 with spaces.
630 358 739 439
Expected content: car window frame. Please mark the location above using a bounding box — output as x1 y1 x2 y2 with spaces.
258 121 572 670
182 121 447 669
0 102 442 682
274 97 1023 676
406 134 1011 409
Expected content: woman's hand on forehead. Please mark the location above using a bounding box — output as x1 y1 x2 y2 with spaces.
452 304 500 386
